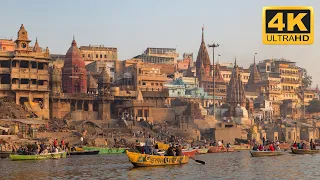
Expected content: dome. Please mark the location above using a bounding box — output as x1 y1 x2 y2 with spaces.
64 38 85 69
98 67 110 84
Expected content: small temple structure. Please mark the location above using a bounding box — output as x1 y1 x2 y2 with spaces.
62 37 87 94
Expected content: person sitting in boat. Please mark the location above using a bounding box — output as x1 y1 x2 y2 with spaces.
310 139 315 150
252 144 258 151
218 140 222 147
175 145 183 156
302 143 307 149
269 143 275 151
226 143 231 148
166 144 175 156
275 145 281 151
292 142 297 149
258 144 264 151
153 143 159 155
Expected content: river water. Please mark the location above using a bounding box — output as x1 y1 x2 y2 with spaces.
1 151 320 180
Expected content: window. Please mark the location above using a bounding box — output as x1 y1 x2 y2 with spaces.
88 54 90 57
142 82 146 85
104 55 107 58
138 109 143 117
100 54 102 58
82 54 85 57
156 83 159 86
151 83 154 86
96 54 98 58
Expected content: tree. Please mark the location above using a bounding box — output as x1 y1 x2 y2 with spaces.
300 68 312 88
307 99 320 113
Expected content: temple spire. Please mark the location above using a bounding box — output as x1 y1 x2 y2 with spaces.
234 57 237 67
202 25 204 42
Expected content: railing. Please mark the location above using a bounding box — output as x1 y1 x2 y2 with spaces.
0 84 10 90
0 67 10 74
38 85 48 91
20 84 30 90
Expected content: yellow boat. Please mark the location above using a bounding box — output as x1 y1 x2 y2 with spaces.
126 150 189 167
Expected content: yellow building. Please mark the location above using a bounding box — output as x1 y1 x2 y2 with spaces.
79 45 117 65
0 24 50 119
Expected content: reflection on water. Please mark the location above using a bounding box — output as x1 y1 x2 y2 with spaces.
1 152 320 180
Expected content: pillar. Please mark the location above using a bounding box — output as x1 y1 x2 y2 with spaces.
88 102 93 111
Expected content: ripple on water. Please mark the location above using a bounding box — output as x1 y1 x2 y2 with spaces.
1 152 320 180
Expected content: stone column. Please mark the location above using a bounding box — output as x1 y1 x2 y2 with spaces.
88 102 93 111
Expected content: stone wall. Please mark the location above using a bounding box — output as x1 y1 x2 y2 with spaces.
212 127 245 144
151 108 175 123
71 111 98 121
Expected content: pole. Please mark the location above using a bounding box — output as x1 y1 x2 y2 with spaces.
208 43 219 116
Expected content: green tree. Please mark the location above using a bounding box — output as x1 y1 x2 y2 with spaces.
307 99 320 113
300 68 312 88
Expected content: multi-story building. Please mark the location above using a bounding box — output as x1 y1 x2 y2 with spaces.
86 60 115 82
257 59 302 101
79 45 117 65
0 24 50 118
177 53 193 71
134 47 179 64
220 63 250 85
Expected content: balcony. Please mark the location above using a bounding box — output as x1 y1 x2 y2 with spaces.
0 84 10 90
281 79 300 84
11 84 19 90
20 84 30 90
0 67 10 74
38 69 48 74
38 74 49 80
38 85 48 91
30 84 37 90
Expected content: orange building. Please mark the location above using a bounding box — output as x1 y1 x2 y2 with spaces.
0 39 15 51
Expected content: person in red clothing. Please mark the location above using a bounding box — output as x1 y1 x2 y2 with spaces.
53 139 58 148
61 138 65 150
292 141 297 149
269 143 275 151
258 144 264 151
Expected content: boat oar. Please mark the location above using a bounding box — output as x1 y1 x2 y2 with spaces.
190 156 205 165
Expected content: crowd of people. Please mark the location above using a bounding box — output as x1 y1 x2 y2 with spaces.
292 139 317 150
252 141 281 152
15 138 69 155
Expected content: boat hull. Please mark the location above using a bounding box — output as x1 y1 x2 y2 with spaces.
291 148 320 154
126 150 189 167
197 148 209 154
82 146 126 154
250 150 283 157
69 150 99 155
233 145 251 150
9 152 66 161
0 151 12 159
182 149 197 157
208 146 234 153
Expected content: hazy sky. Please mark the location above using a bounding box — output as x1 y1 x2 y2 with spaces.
2 0 319 86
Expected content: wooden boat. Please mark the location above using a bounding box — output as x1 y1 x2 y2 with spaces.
126 150 189 167
82 146 126 154
291 148 320 154
197 148 209 154
9 152 67 161
250 150 284 157
69 150 99 155
208 146 235 153
279 143 291 150
0 151 12 159
182 149 197 157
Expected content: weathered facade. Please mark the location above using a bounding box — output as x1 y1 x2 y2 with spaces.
0 24 50 119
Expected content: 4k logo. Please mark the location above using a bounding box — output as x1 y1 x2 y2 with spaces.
262 6 314 45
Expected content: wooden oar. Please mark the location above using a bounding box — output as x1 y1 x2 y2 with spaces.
190 156 205 165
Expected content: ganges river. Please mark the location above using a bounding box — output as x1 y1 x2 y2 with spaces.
1 151 320 180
